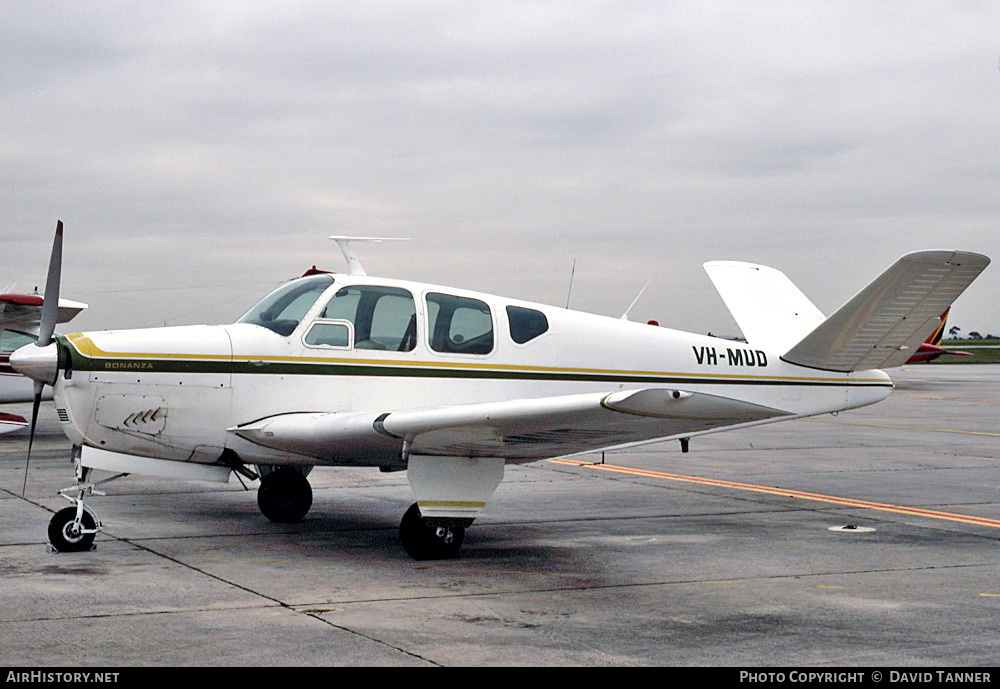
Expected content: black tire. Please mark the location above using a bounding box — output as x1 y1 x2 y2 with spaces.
399 503 465 560
48 506 97 553
257 467 313 523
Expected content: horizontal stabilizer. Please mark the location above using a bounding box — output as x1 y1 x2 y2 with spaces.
704 261 826 351
782 250 990 372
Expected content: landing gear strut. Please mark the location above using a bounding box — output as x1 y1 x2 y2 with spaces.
257 466 313 523
398 503 466 560
48 450 124 553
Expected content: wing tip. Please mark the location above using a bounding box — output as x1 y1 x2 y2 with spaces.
900 250 990 268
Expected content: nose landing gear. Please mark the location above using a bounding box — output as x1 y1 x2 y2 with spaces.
48 505 99 553
47 450 126 553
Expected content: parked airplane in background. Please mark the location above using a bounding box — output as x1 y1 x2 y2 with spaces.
10 223 990 558
0 286 86 433
905 308 973 363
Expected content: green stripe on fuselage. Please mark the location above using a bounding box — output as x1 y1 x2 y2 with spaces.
59 346 890 389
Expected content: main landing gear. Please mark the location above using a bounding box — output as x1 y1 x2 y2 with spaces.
399 503 466 560
257 466 313 523
254 468 466 559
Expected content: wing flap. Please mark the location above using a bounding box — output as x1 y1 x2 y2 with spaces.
231 389 788 462
782 251 989 372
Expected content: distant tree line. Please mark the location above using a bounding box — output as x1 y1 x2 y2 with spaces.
948 326 998 340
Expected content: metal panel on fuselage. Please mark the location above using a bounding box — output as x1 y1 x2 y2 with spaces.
56 326 234 462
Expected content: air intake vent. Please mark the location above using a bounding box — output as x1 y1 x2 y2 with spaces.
95 394 167 435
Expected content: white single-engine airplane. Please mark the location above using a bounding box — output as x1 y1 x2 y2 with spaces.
10 223 990 559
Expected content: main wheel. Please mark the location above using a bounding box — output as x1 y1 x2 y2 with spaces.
399 503 465 560
257 467 313 523
48 506 97 553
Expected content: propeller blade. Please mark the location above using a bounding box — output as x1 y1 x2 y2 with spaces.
23 221 64 495
36 220 63 348
23 380 43 495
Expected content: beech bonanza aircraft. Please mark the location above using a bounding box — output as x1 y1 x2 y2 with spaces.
10 223 990 559
0 286 86 433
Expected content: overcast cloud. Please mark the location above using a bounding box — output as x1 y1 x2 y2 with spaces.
2 1 998 337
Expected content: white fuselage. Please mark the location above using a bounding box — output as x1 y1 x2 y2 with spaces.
52 273 893 467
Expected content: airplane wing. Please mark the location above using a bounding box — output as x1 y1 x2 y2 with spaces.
230 389 789 463
782 251 990 372
0 411 28 435
0 293 88 333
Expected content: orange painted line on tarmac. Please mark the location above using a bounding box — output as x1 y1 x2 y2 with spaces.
548 458 1000 529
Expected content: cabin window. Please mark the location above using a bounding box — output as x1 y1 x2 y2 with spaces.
1 329 36 354
426 293 494 355
506 306 549 344
320 285 417 351
303 321 352 348
237 275 334 336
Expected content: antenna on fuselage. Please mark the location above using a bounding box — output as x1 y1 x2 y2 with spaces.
328 236 410 276
620 281 650 321
565 258 576 309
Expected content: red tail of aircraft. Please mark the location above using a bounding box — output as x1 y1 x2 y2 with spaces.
906 308 973 363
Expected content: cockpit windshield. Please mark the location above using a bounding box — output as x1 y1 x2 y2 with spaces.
236 275 334 336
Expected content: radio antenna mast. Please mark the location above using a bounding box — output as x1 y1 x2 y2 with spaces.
565 259 577 309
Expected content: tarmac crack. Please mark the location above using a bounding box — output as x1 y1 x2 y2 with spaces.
5 558 997 626
115 536 442 666
0 480 446 667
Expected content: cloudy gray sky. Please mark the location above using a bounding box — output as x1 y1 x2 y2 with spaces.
3 1 998 338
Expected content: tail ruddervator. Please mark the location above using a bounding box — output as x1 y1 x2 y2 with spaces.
706 250 990 373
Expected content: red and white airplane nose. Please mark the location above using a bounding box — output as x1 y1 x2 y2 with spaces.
9 342 60 386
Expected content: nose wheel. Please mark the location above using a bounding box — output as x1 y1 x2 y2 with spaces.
47 451 124 553
48 506 98 552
